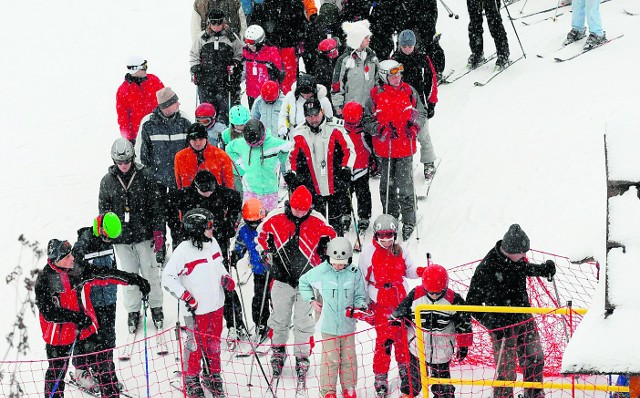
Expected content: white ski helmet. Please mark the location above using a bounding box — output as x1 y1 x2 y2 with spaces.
126 55 147 74
378 59 404 84
244 25 265 46
111 138 135 162
373 214 398 234
327 237 353 264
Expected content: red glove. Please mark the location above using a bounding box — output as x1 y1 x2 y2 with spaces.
181 290 198 312
345 306 375 325
377 124 393 141
152 230 164 253
406 122 420 139
416 267 426 277
221 275 235 291
227 64 235 75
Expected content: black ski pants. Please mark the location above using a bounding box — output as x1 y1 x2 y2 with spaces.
467 0 510 57
252 272 272 329
218 238 247 331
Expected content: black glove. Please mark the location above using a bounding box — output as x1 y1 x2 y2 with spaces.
74 313 93 330
456 346 468 362
388 313 402 326
133 275 151 298
156 245 166 265
230 251 241 268
543 260 556 279
190 65 201 85
427 102 436 119
309 13 318 22
284 170 298 188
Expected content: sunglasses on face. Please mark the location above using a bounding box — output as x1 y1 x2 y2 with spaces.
375 230 395 239
208 18 224 25
195 181 215 192
115 160 132 166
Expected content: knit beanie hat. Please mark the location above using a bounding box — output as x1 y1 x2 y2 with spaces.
156 87 179 109
47 239 72 263
398 30 417 47
342 20 372 50
501 224 530 254
290 186 313 213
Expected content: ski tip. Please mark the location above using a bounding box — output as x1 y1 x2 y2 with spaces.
553 57 564 62
536 54 544 58
474 81 486 87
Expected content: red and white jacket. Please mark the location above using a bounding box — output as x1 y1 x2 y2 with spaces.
243 45 283 99
344 124 372 180
116 74 165 142
358 240 420 311
363 81 427 159
289 117 356 196
162 238 230 315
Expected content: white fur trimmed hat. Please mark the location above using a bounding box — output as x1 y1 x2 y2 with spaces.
342 20 372 50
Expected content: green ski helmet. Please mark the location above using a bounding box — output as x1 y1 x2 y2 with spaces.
229 105 251 126
93 212 122 239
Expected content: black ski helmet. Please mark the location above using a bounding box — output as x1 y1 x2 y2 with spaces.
182 208 214 237
243 119 266 147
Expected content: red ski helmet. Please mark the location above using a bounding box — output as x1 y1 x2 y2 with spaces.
342 101 363 125
261 80 280 103
318 38 339 59
195 103 216 128
422 264 449 294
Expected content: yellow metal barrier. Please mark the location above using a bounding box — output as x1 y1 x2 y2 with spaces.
412 304 629 397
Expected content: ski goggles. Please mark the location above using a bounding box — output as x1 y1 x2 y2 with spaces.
387 65 404 75
207 18 224 25
244 38 257 45
194 180 215 192
115 159 132 165
196 116 214 126
375 230 395 239
126 60 148 73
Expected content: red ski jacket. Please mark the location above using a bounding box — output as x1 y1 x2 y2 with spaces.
116 74 164 141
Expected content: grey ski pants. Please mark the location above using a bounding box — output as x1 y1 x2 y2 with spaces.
113 241 163 312
268 280 316 358
379 156 416 227
417 120 436 164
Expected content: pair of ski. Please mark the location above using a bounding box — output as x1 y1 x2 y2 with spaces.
67 372 136 398
266 371 308 398
118 328 169 360
441 53 522 86
537 34 624 62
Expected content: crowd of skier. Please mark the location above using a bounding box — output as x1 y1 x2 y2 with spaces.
34 0 597 396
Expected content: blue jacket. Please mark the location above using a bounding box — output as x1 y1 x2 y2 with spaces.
233 224 266 275
299 261 367 336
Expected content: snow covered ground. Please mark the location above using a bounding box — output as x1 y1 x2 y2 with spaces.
2 0 639 394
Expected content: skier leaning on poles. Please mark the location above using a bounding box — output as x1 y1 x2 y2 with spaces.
466 224 556 398
35 239 150 398
256 185 336 384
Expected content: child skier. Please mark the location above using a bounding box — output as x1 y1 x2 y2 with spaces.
298 237 368 398
230 198 271 343
390 264 473 398
342 101 372 232
162 208 237 398
357 214 423 398
222 104 252 193
195 102 227 148
251 80 285 137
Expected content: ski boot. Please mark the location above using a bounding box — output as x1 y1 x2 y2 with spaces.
583 32 607 50
185 375 205 398
402 223 415 241
423 162 436 180
73 369 99 393
467 52 485 69
374 373 389 397
151 307 164 329
127 312 140 334
271 345 287 378
203 373 226 397
563 27 586 45
495 53 510 70
256 325 270 345
358 218 370 232
295 356 310 394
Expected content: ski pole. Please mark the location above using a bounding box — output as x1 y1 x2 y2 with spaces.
551 276 570 342
248 269 271 386
426 252 432 266
438 0 459 19
552 0 563 21
238 321 276 396
48 331 79 398
232 260 252 337
409 136 420 242
142 299 150 398
385 136 392 214
502 0 527 58
347 187 363 252
519 0 530 14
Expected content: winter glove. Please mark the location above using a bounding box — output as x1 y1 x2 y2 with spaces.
230 251 241 269
221 275 236 291
383 338 395 354
369 155 380 177
387 313 403 326
456 346 469 362
181 290 198 313
543 259 556 280
74 313 93 330
283 170 298 188
416 267 426 277
406 122 420 139
156 245 166 265
427 102 436 119
190 65 201 85
132 275 151 298
309 13 318 22
346 306 375 325
152 231 165 253
377 124 394 141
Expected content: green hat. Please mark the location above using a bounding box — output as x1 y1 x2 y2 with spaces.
93 212 122 239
